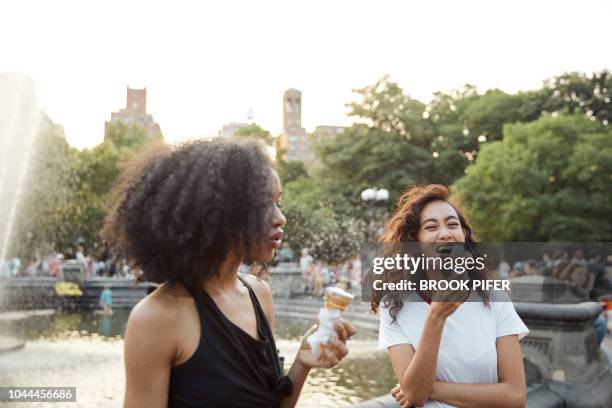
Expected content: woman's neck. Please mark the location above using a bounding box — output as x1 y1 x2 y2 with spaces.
202 250 243 295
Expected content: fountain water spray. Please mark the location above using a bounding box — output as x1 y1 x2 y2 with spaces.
0 73 42 268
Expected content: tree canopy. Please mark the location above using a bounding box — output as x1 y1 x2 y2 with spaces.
455 114 612 241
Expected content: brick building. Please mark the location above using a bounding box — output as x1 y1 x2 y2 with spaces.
106 87 162 139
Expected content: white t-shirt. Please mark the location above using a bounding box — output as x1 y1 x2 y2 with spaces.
378 290 529 408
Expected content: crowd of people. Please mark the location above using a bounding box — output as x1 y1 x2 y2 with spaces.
4 243 611 306
497 248 612 300
494 247 612 346
274 247 363 298
276 245 612 303
0 245 136 279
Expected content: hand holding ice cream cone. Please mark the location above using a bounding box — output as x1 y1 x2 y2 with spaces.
298 318 355 369
302 287 355 363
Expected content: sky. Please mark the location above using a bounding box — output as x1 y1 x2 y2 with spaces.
1 0 611 149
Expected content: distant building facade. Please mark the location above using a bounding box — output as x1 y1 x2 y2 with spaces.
278 89 346 162
279 88 312 162
106 87 162 139
218 122 249 139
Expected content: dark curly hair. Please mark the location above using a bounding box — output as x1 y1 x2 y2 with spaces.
101 139 276 289
371 184 490 321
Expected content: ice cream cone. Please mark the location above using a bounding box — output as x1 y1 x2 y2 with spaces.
324 287 354 311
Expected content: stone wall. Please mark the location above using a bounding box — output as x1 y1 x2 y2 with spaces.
0 266 305 311
267 264 303 298
0 277 151 311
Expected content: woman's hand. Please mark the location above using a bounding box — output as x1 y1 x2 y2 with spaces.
297 320 356 369
391 384 413 408
429 300 462 320
429 286 468 319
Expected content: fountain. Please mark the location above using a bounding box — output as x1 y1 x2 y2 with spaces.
0 73 42 353
0 73 41 261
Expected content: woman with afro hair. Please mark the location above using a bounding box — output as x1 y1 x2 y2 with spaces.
103 139 355 408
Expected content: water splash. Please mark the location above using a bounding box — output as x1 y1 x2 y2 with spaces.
0 73 42 263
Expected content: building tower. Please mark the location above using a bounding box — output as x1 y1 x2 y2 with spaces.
279 88 312 162
126 87 147 114
106 87 162 140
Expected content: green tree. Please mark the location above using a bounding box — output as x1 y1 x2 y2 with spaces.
314 124 432 204
455 114 612 241
277 157 308 185
347 75 434 148
57 141 127 251
281 177 364 263
104 121 158 149
312 76 442 208
236 123 274 146
543 70 612 126
425 86 551 183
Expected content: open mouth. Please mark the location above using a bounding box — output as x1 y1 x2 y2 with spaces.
435 243 453 255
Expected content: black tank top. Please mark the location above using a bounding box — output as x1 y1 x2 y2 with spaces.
168 275 290 407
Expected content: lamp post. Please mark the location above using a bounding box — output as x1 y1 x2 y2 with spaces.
360 187 389 242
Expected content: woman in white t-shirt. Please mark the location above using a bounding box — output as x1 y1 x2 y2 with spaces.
374 184 529 408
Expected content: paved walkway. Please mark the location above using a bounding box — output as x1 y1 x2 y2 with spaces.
0 335 24 353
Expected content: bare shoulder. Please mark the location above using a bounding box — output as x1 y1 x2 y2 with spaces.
127 281 192 341
124 282 193 407
134 282 188 317
241 273 272 302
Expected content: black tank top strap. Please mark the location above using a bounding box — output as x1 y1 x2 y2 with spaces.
237 275 272 335
237 274 282 371
237 274 292 396
168 274 292 407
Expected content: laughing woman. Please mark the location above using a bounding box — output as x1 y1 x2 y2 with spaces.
103 140 355 408
373 184 528 408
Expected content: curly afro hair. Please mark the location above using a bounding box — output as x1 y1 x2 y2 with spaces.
101 139 276 289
